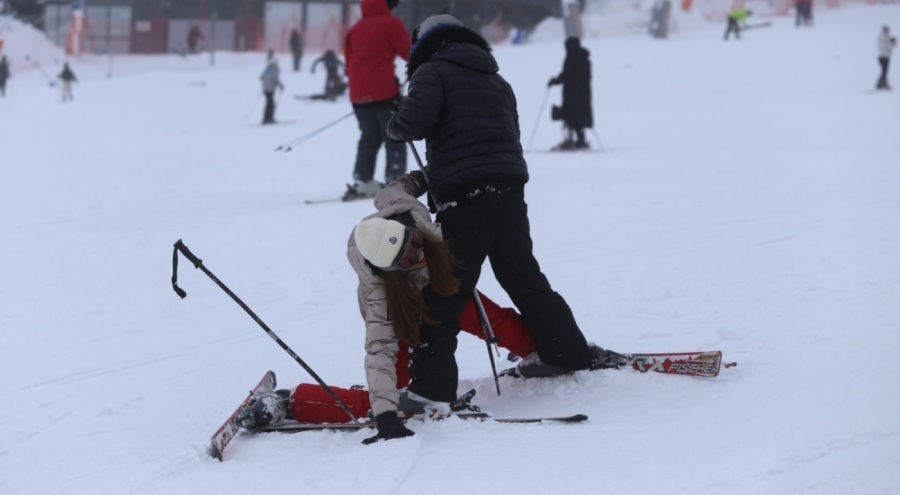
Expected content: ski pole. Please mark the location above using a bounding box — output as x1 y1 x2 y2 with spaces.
406 141 503 396
30 59 55 87
170 239 362 427
244 94 262 121
275 110 354 151
590 128 606 152
526 87 550 152
472 288 502 393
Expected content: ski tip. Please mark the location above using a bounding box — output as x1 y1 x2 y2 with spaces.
208 442 223 462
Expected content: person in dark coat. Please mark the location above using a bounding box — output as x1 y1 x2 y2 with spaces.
310 49 346 100
58 62 77 102
386 14 624 424
289 29 303 72
187 24 205 53
548 36 593 150
0 56 9 97
794 0 812 27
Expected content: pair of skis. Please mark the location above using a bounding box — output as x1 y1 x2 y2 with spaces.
207 371 586 461
209 350 736 461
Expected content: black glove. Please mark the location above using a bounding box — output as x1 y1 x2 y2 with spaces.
391 94 403 113
362 411 415 445
547 77 558 87
393 170 428 197
387 96 406 142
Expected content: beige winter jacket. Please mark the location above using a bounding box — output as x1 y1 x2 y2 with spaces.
346 178 441 417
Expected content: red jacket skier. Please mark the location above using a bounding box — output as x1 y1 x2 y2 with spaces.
343 0 410 104
341 0 412 199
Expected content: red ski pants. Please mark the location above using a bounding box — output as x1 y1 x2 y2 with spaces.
289 291 537 422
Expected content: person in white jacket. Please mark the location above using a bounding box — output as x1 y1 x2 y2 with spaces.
877 25 897 90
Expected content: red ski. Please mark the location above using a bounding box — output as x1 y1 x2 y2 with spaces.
208 370 277 461
625 351 736 378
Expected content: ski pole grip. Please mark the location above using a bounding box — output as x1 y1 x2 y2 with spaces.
174 239 203 269
171 239 204 299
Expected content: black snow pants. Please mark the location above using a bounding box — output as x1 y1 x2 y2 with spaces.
262 90 276 124
877 57 891 89
407 185 592 403
724 19 741 40
352 99 407 183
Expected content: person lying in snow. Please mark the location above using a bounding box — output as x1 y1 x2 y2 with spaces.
237 173 626 444
236 289 533 442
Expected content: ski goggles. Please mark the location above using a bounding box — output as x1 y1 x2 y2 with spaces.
385 228 425 271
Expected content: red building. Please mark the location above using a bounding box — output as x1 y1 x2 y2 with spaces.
39 0 562 56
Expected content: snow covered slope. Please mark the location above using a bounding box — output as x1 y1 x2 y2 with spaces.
1 5 898 495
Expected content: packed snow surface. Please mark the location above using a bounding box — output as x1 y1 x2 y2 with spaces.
1 5 898 495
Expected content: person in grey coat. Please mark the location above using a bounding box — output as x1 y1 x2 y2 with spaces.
260 51 284 124
876 25 897 91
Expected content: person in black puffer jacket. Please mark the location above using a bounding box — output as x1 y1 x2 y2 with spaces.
387 14 605 406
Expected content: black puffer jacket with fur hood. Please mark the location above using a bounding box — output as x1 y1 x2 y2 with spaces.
387 18 528 205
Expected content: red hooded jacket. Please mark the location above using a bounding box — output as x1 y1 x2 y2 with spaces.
343 0 411 104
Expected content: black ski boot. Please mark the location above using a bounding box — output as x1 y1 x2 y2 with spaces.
551 139 577 151
236 389 292 428
342 180 383 201
398 389 480 419
512 352 575 378
589 344 629 370
398 390 427 415
503 344 628 377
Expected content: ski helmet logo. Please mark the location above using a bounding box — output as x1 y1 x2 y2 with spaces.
389 236 398 244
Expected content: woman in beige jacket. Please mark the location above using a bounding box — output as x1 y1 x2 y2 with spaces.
238 172 596 444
